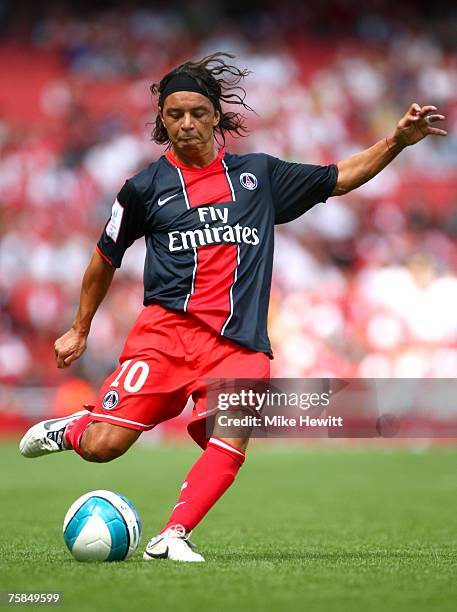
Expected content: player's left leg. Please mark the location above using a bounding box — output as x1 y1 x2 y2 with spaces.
153 415 250 529
143 433 247 563
143 336 270 563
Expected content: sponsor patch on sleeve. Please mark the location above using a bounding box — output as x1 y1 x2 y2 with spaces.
106 199 124 242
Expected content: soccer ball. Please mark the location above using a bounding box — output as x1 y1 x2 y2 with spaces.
63 490 142 562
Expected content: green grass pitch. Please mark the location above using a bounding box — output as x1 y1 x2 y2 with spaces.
1 441 457 612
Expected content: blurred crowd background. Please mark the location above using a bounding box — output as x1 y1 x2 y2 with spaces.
1 0 456 433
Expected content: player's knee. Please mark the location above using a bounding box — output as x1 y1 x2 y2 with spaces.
80 434 126 463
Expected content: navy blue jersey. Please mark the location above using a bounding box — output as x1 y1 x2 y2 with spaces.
97 149 338 355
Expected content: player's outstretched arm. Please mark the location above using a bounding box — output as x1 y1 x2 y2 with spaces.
332 103 447 196
54 249 116 368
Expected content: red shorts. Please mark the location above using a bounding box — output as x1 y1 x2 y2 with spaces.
90 305 270 448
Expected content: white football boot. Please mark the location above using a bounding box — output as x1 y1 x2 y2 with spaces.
143 525 205 562
19 410 89 458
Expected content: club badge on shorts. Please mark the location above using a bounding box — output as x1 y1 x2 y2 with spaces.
102 389 120 410
240 172 258 190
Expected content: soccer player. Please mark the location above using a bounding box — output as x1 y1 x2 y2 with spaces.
19 53 446 562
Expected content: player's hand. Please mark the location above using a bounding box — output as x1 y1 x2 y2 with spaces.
54 328 88 368
392 103 447 149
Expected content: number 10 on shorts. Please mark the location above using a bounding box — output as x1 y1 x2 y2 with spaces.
110 360 150 393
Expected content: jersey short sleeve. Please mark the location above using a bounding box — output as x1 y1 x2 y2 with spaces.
97 180 146 268
268 156 338 224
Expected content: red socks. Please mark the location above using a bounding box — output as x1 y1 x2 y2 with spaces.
64 413 93 457
64 417 245 534
162 437 245 534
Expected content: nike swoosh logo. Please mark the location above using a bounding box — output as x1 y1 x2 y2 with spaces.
145 545 169 559
43 417 70 430
172 501 186 511
158 193 178 206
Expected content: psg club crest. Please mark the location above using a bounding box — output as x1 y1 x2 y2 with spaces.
102 390 120 411
240 172 258 190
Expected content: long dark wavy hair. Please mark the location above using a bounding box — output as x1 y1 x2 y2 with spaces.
150 52 253 146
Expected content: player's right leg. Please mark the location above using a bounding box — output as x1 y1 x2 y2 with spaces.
19 409 90 458
20 306 187 463
19 410 141 462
